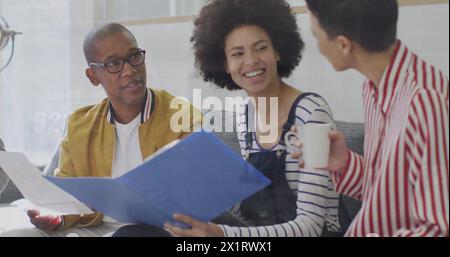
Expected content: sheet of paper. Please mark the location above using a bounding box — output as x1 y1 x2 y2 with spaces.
0 152 92 215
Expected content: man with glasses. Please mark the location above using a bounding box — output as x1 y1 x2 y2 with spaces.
26 23 201 232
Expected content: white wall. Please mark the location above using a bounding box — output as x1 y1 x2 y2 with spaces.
129 4 449 123
0 2 448 165
291 4 449 122
0 0 73 164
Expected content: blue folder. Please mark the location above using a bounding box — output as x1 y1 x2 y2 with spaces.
45 131 270 227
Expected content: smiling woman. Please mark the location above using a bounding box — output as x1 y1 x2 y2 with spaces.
159 0 341 238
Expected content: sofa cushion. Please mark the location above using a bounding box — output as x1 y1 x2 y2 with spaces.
334 121 364 233
214 132 241 155
0 181 23 204
335 121 365 155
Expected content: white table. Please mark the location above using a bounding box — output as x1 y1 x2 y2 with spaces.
0 200 124 237
0 203 36 234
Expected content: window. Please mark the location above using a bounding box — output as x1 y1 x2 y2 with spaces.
0 0 73 166
94 0 208 23
94 0 305 24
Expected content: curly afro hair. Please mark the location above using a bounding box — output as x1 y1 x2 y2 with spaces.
191 0 304 90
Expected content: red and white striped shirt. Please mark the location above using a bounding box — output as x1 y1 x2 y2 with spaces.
334 41 449 237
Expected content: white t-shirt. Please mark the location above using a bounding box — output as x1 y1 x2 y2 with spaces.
111 114 144 178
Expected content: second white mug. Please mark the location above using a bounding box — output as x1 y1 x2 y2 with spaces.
285 123 332 169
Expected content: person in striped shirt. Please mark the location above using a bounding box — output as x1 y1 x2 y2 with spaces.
163 0 341 237
301 0 449 237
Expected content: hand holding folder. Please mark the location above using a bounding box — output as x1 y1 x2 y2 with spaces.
45 131 270 227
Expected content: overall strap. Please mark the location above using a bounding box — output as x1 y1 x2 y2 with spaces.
245 92 322 150
281 93 321 143
286 93 321 126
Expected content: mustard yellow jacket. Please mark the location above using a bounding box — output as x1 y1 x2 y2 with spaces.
55 89 202 230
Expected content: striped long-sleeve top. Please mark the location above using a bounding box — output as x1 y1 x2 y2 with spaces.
334 41 449 237
220 93 341 237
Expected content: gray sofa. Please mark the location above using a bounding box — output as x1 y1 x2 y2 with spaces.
333 121 364 231
0 112 364 234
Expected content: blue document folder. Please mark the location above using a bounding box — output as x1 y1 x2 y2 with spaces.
45 131 270 227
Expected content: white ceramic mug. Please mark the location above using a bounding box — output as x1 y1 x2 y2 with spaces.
285 124 332 169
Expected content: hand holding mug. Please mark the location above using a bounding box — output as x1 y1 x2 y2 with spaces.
285 124 332 169
287 124 350 173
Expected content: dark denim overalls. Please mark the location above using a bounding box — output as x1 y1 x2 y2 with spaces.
239 94 309 226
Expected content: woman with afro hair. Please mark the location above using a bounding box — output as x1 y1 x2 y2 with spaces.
162 0 342 237
113 0 342 238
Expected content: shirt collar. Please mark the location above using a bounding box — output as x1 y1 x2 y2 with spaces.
371 40 414 114
107 88 155 125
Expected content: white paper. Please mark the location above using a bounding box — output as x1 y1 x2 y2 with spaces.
0 152 92 215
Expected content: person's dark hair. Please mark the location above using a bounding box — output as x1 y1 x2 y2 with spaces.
83 23 137 64
305 0 398 52
191 0 304 90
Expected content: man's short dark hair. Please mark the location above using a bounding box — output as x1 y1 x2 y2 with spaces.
191 0 304 90
305 0 398 52
83 23 137 64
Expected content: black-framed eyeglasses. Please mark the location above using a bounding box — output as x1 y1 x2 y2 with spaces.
89 49 146 74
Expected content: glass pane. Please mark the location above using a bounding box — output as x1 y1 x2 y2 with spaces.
0 0 72 166
96 0 209 22
92 0 306 23
286 0 306 7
